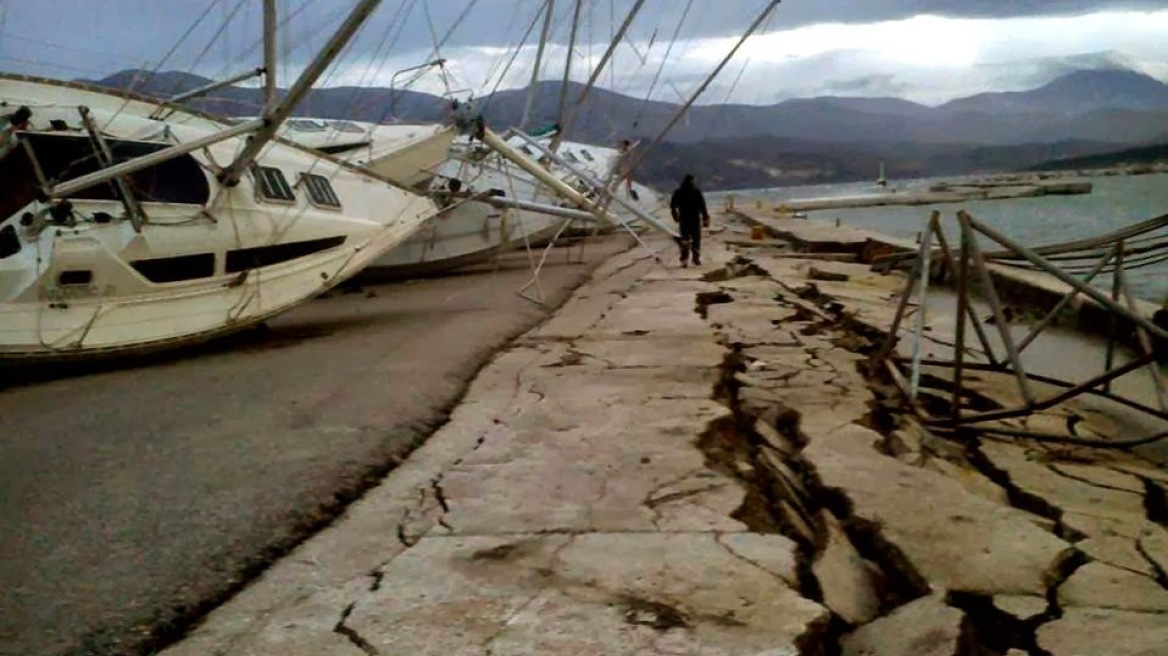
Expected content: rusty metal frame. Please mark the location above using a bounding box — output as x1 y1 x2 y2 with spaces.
876 210 1168 443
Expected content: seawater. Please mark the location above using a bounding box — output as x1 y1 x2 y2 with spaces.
710 173 1168 303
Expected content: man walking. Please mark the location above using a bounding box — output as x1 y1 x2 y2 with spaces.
670 174 710 267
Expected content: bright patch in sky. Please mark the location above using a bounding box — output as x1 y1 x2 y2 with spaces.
362 8 1168 106
3 6 1167 107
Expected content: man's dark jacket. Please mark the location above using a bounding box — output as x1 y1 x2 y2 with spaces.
670 182 709 225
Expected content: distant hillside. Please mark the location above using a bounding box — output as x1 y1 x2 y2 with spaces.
939 69 1168 116
633 137 1119 190
88 66 1168 147
81 67 1168 189
88 69 452 123
1028 142 1168 172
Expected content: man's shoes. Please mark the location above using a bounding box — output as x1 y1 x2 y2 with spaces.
693 257 702 266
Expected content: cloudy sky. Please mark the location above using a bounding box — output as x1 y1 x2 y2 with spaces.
3 0 1167 106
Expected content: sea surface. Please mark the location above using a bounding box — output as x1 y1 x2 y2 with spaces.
710 173 1168 303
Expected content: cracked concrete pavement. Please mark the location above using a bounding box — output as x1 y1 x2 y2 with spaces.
158 216 1167 655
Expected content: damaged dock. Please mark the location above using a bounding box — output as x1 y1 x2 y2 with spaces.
161 215 1167 656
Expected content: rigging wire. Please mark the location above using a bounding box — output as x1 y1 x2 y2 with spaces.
629 0 695 133
555 0 647 148
479 0 535 89
102 0 228 130
478 2 549 116
621 0 782 187
555 0 584 129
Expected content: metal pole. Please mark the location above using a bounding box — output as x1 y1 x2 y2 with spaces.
902 355 1168 422
468 194 600 223
553 0 583 151
961 211 1168 341
621 0 782 181
873 240 926 364
520 0 555 130
910 225 934 399
1016 249 1115 354
951 220 971 423
509 128 679 237
474 127 672 258
156 68 265 110
958 212 1037 406
1117 262 1168 411
1104 241 1124 394
952 355 1163 425
220 0 386 186
930 217 998 364
556 0 648 143
51 119 264 199
78 106 146 232
263 0 278 109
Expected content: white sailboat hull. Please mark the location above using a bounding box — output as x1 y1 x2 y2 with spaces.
363 201 564 279
0 199 431 361
0 76 439 362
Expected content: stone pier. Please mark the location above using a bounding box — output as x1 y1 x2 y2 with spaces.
161 216 1168 656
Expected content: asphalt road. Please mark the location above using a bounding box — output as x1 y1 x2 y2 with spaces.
0 237 631 656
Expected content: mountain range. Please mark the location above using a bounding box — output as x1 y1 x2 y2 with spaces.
85 67 1168 189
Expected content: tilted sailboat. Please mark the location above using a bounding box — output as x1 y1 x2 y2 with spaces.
0 0 442 362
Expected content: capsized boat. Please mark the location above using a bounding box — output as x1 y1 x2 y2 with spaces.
241 117 456 191
0 38 443 362
264 118 589 279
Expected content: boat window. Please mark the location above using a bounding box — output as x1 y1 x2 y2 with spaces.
580 149 594 162
131 253 216 283
301 173 341 208
520 145 534 156
252 165 295 202
0 225 20 259
330 121 365 133
563 151 580 163
58 270 93 286
287 119 326 132
225 235 347 274
12 132 210 206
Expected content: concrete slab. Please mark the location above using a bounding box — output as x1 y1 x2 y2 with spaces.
1038 607 1168 656
1057 562 1168 612
980 442 1149 539
840 595 964 656
813 512 881 625
1078 535 1159 578
805 425 1071 596
345 534 828 656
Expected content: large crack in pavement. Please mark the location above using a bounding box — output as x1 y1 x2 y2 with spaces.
689 252 1168 655
693 261 939 655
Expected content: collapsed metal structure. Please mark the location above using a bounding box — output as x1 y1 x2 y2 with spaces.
875 209 1168 447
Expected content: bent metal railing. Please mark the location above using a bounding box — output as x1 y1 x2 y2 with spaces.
873 210 1168 448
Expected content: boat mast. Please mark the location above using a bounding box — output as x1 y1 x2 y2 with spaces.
553 0 583 145
620 0 782 180
550 0 647 152
519 0 555 131
218 0 385 186
49 0 384 200
263 0 278 109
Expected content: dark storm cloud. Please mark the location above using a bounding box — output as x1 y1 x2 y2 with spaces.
4 0 1166 81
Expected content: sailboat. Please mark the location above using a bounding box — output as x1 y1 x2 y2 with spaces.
0 0 442 362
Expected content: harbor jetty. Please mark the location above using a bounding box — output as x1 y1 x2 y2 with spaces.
159 209 1167 656
766 175 1093 213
